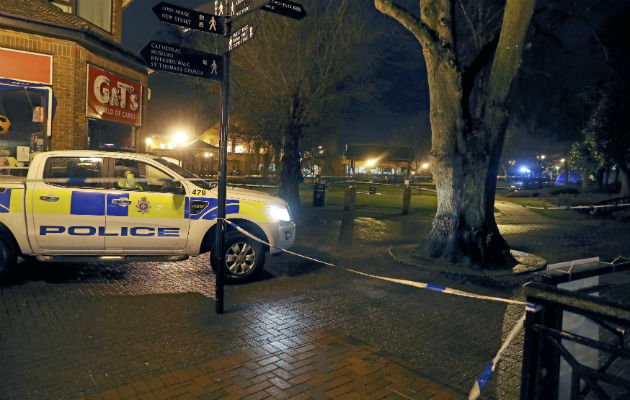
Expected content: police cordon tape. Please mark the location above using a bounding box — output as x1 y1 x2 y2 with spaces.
354 181 628 211
468 308 533 400
0 175 274 187
4 175 625 211
497 200 630 211
222 218 535 399
347 181 630 211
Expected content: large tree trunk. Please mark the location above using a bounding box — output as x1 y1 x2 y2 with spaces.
279 94 305 213
428 153 512 266
429 0 534 267
619 165 630 197
375 0 534 268
279 124 302 212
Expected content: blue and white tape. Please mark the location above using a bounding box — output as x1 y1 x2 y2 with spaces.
223 219 528 307
468 311 527 400
499 200 630 211
223 219 546 398
225 218 540 398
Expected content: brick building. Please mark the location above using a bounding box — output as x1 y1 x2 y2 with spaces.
0 0 148 166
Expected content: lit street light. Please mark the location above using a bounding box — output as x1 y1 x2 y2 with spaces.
172 130 188 145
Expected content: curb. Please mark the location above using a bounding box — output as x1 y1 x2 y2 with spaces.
388 244 546 288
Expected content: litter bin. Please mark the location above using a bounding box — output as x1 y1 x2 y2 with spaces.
313 183 326 207
369 185 377 195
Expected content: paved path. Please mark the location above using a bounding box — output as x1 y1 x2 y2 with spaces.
1 199 628 400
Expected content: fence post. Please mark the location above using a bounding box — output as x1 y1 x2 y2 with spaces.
402 161 411 215
520 305 541 400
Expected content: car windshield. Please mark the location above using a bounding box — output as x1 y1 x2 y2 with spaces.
155 157 216 191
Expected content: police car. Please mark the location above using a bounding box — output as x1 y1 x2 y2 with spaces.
0 151 295 283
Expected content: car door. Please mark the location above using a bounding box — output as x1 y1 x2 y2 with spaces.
31 156 106 251
104 157 190 251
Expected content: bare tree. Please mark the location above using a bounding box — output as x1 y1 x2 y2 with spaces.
229 0 375 211
374 0 535 268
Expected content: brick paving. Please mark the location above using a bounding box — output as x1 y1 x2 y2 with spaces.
79 328 464 400
1 199 628 400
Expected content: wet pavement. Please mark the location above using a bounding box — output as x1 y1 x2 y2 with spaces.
1 197 628 399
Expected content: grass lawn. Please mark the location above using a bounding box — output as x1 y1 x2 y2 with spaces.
241 180 621 221
248 182 438 216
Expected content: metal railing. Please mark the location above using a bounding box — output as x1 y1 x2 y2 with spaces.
520 258 630 400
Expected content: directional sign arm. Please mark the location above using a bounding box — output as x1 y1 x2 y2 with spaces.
153 2 226 35
140 41 223 80
229 0 270 19
261 0 306 20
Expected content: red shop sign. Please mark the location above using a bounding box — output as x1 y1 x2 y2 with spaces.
86 65 142 126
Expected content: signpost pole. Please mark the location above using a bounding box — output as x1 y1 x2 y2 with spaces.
145 1 306 315
215 19 231 315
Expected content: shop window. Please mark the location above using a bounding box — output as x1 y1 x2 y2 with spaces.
50 0 112 32
0 88 47 169
88 119 134 151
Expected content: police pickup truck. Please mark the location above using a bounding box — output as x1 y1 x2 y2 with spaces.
0 151 295 282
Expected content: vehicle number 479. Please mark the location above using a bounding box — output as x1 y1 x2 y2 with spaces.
192 189 207 196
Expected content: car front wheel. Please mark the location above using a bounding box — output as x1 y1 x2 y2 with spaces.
211 232 265 283
0 233 17 281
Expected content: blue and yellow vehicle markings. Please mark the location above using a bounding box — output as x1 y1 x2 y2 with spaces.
70 192 106 216
28 189 269 222
107 193 129 217
33 189 72 214
0 189 11 213
238 200 271 222
188 197 272 223
189 197 240 220
0 188 24 214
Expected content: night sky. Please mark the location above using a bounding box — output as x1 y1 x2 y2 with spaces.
122 0 629 161
122 0 429 151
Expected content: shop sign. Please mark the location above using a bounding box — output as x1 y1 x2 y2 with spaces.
0 47 52 85
86 65 142 126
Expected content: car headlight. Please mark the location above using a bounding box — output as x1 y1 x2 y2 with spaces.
266 205 291 222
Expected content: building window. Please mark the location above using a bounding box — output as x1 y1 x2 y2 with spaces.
50 0 112 32
88 119 134 151
0 87 48 169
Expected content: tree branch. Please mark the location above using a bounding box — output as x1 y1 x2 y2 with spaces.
461 33 499 122
373 0 439 52
483 0 536 147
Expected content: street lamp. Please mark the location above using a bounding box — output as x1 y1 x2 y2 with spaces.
172 130 188 145
145 137 152 152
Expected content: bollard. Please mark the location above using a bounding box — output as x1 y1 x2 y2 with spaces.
343 185 356 211
402 185 411 215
